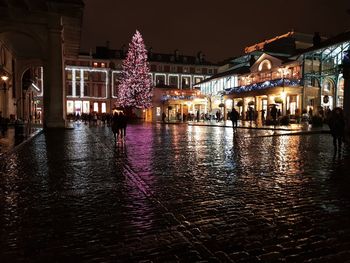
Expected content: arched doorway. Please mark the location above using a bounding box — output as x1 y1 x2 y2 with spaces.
0 29 45 123
0 1 84 128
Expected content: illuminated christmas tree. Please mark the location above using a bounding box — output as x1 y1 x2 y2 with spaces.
117 30 153 109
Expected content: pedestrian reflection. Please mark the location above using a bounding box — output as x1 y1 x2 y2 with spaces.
114 139 126 154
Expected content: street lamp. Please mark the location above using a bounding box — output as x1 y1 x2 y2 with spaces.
0 73 9 91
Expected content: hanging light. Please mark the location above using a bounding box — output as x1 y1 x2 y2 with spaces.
0 71 9 91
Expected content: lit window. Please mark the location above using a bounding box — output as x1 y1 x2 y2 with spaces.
93 102 98 112
83 101 90 113
67 71 72 80
93 62 98 67
101 63 105 68
258 59 272 71
67 101 74 114
101 103 106 113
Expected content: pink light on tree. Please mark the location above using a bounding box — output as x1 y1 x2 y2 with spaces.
117 30 153 109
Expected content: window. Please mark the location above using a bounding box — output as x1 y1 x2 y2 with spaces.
101 63 106 68
183 67 189 73
91 72 99 82
93 102 98 112
258 59 272 71
67 83 73 96
74 101 82 115
84 84 89 97
98 84 102 97
181 76 191 89
84 71 89 80
76 83 82 97
155 75 165 86
169 76 178 88
194 77 203 84
195 67 201 74
323 79 332 92
67 71 72 80
93 62 98 67
75 71 81 80
67 101 74 114
83 101 90 113
101 103 106 113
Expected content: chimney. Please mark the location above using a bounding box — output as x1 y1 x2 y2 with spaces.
174 49 180 60
313 32 321 46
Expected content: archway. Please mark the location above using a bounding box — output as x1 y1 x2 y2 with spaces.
0 21 66 128
0 29 45 123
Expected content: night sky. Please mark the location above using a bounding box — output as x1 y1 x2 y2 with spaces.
81 0 350 63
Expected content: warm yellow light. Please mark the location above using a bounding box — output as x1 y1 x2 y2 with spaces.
281 91 287 99
225 99 233 107
1 75 8 81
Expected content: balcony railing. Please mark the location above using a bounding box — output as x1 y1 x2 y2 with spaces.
225 78 301 95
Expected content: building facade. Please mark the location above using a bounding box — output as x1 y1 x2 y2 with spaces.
197 31 350 121
62 48 218 121
0 0 84 128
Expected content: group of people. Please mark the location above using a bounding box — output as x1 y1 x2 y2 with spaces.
111 111 127 142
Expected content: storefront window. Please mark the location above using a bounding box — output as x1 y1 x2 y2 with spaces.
101 103 106 113
67 100 74 114
93 102 99 112
83 101 90 113
75 101 82 115
337 77 344 107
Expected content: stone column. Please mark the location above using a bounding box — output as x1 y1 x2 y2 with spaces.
343 65 350 141
180 103 183 122
43 15 66 128
242 98 246 120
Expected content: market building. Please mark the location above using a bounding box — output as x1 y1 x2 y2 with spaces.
62 46 218 121
299 31 350 113
196 31 350 122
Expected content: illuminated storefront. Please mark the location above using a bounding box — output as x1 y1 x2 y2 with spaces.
65 64 110 115
223 54 303 120
150 87 207 122
301 35 350 111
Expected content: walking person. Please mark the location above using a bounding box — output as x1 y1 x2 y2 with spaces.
120 112 127 140
271 105 278 126
261 109 266 124
328 107 345 151
111 112 120 143
248 107 254 125
230 108 239 130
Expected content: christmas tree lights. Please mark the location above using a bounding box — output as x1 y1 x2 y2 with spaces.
117 30 153 108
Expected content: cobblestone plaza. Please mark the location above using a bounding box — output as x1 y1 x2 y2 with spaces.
1 124 350 262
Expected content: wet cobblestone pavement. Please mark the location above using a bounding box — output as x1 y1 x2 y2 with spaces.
1 123 350 262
